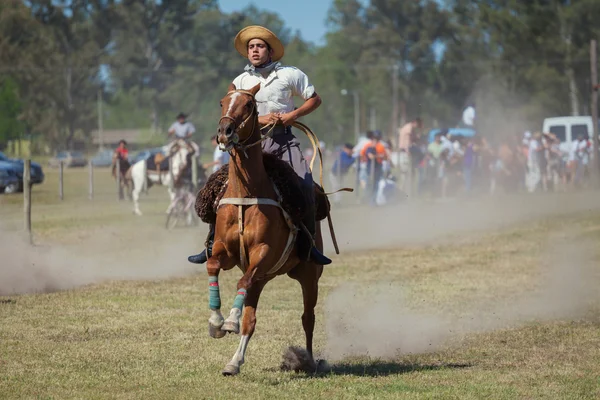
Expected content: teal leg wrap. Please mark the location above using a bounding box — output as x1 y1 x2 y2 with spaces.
232 288 247 311
208 276 221 310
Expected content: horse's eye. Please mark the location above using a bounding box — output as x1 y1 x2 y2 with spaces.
219 101 222 107
246 101 252 108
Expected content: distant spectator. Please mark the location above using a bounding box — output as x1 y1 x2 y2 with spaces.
203 135 230 174
461 103 476 127
329 143 355 205
397 117 423 194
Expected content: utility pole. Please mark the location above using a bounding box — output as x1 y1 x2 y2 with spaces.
391 63 400 142
97 89 104 150
369 106 377 131
590 40 600 186
353 91 360 143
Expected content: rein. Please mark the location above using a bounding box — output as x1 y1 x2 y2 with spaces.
219 90 277 156
219 89 353 258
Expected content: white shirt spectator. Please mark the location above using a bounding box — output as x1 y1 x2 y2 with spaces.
528 139 539 163
575 139 590 165
353 136 371 158
440 136 454 158
523 131 532 146
462 106 475 126
232 63 315 116
212 146 230 173
169 121 196 139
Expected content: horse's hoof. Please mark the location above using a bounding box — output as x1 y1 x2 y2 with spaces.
221 321 240 334
222 364 240 376
208 323 226 339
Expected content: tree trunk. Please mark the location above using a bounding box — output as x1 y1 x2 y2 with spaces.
560 6 579 116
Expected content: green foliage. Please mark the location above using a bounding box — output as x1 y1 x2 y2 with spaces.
1 0 599 151
0 77 24 148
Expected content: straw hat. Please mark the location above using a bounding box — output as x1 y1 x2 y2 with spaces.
234 25 284 62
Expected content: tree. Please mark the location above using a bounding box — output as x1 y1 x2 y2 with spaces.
0 77 24 149
0 0 116 150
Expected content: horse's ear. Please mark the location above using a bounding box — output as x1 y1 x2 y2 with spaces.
249 83 261 96
228 82 236 92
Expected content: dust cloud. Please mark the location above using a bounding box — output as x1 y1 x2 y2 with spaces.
327 190 600 253
324 237 599 361
0 227 202 296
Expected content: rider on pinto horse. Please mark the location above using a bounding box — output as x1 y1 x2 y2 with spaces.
188 25 331 266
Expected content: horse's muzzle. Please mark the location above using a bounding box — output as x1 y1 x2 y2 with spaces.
217 121 238 150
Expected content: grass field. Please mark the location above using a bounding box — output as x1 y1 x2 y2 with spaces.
1 168 600 399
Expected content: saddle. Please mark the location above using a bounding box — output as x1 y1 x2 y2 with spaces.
146 153 170 173
195 153 329 226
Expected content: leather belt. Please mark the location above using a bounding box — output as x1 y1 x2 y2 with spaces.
262 125 292 136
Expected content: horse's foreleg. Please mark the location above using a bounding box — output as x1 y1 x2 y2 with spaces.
166 184 176 213
222 280 266 376
206 257 226 339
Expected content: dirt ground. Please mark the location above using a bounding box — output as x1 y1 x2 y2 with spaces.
1 171 600 398
2 186 599 295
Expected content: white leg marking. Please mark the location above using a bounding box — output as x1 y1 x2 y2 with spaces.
228 335 250 368
224 308 241 325
209 309 224 327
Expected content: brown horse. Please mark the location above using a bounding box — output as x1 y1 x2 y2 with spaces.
205 83 324 376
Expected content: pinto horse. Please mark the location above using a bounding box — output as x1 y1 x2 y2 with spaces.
205 83 324 376
129 139 198 216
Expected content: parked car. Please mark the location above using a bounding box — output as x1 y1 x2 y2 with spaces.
0 161 20 194
131 147 165 164
0 151 45 190
48 151 88 168
91 149 114 167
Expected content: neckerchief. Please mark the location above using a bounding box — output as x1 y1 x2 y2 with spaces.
244 61 280 78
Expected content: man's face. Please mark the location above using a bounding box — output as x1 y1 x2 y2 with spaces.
247 38 273 67
178 117 185 124
343 147 353 155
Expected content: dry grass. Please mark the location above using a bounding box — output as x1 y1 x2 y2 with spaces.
1 170 600 399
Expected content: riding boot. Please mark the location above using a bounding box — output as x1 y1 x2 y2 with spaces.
188 224 214 264
301 201 332 266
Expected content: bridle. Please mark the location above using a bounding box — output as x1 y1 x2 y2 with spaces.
218 90 276 156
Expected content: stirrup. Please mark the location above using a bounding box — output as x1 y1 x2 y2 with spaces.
310 246 332 266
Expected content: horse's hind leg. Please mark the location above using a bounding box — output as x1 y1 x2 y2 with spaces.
222 280 267 376
289 224 324 359
289 262 322 359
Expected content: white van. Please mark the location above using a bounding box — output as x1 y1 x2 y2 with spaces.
542 116 595 154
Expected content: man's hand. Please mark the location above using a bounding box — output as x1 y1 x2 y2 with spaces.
278 112 298 126
258 113 281 126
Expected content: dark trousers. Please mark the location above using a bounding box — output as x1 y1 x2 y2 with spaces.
261 127 316 254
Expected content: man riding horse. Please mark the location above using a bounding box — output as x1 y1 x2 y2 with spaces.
188 25 331 266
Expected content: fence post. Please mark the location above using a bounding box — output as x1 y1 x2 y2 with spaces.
88 160 94 200
192 155 198 191
59 161 64 200
24 159 32 244
116 160 123 201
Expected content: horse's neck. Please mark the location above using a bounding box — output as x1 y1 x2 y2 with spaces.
227 128 270 198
